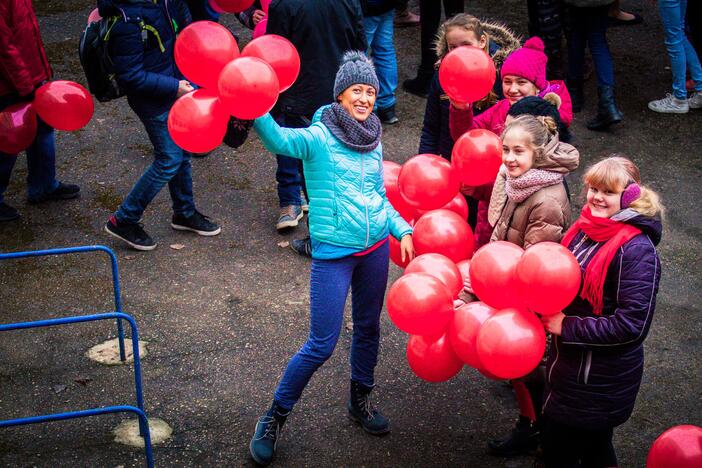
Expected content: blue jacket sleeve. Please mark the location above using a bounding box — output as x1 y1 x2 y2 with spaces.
376 154 413 240
418 75 441 155
253 112 324 161
561 237 661 348
109 21 179 100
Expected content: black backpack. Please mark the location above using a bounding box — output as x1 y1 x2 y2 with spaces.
79 14 166 102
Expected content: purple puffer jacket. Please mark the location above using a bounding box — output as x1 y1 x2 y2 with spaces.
543 210 662 430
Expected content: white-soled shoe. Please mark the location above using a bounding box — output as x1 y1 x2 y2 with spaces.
648 93 689 114
689 91 702 109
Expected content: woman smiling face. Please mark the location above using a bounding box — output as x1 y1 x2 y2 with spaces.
337 84 377 122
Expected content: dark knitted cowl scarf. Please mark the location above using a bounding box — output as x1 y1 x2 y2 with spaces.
320 103 382 152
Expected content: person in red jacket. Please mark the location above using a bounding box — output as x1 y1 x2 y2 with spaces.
0 0 80 222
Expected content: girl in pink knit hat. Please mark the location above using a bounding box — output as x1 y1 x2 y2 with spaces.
449 36 573 250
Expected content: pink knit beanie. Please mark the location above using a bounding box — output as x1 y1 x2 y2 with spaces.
500 37 549 91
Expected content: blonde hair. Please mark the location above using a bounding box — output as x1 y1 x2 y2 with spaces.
435 14 497 110
584 155 664 218
502 114 557 164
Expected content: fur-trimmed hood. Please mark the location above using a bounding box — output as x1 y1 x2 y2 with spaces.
434 19 520 69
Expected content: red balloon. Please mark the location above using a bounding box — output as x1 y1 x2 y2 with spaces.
0 102 37 155
208 0 226 13
415 191 469 221
451 129 502 186
386 273 454 337
469 241 523 309
413 209 474 263
87 8 101 23
218 57 279 119
33 81 94 131
175 21 239 90
456 259 471 284
260 0 272 14
405 253 463 298
407 333 463 382
476 307 546 379
438 46 496 105
383 160 414 221
389 235 410 269
448 301 496 368
647 425 702 468
253 18 267 39
210 0 254 13
242 35 300 93
167 89 229 153
515 242 582 316
398 154 460 210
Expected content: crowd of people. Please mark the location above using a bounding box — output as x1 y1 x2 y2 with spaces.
0 0 689 466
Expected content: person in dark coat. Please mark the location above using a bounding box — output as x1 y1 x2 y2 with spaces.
540 155 663 467
0 0 80 222
265 0 367 251
99 0 221 250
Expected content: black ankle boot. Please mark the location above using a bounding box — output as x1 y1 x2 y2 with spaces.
566 78 584 113
488 416 539 457
249 401 290 466
587 85 623 131
348 380 390 435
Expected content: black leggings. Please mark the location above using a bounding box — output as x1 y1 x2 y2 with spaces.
417 0 465 76
542 417 618 468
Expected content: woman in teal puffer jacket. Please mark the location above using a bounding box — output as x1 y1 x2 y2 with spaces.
248 51 414 466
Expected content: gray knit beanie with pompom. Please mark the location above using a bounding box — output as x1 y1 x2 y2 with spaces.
333 51 380 99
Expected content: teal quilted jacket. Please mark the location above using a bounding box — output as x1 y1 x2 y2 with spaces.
254 106 413 249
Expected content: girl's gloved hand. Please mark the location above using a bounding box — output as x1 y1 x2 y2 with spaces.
400 234 415 263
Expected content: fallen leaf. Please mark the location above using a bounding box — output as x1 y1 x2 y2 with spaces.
74 378 92 387
277 241 290 248
52 384 67 394
345 321 353 331
170 244 185 250
124 255 135 260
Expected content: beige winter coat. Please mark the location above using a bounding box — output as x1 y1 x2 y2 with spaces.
489 137 580 249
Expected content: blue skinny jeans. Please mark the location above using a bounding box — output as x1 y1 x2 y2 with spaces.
659 0 702 98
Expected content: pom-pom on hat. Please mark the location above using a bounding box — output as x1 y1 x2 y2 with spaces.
500 37 549 91
333 51 380 99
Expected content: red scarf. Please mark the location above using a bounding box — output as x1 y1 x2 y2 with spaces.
561 206 641 315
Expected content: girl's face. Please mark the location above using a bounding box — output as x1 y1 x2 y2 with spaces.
446 28 487 53
586 184 622 218
502 127 535 178
337 84 376 122
502 75 539 104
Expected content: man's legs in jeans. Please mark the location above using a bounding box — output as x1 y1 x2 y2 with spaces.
115 111 195 224
659 0 702 98
364 11 398 112
585 7 615 88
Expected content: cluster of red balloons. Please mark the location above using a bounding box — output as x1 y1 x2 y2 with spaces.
0 80 94 155
169 21 300 153
647 425 702 468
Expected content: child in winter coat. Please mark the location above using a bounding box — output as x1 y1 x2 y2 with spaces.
449 36 573 250
540 156 663 467
248 51 414 466
418 13 519 229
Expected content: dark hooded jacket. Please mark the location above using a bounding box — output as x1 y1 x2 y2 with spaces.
543 210 662 430
97 0 191 118
266 0 367 118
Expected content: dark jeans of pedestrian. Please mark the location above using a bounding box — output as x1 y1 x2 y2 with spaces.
272 111 308 208
418 0 464 76
542 416 618 468
565 5 615 87
0 93 59 204
273 241 390 410
115 110 195 224
688 0 702 60
527 0 563 59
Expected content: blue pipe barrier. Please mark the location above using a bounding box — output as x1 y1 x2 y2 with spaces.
0 245 126 360
0 405 154 468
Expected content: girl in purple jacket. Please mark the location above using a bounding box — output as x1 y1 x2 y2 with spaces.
540 156 663 467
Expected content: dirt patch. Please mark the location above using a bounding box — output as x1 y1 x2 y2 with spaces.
33 0 94 16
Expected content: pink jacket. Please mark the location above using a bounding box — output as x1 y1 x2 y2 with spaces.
449 80 573 249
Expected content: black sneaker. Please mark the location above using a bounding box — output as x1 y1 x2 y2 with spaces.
488 416 539 457
376 105 399 125
104 215 157 251
290 237 312 258
348 380 390 435
0 202 20 222
402 75 431 98
171 210 221 236
27 182 80 204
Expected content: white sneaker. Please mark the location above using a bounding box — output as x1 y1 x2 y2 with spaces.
689 91 702 109
648 93 689 113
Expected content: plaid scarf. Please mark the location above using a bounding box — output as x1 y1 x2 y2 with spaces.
321 103 382 152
